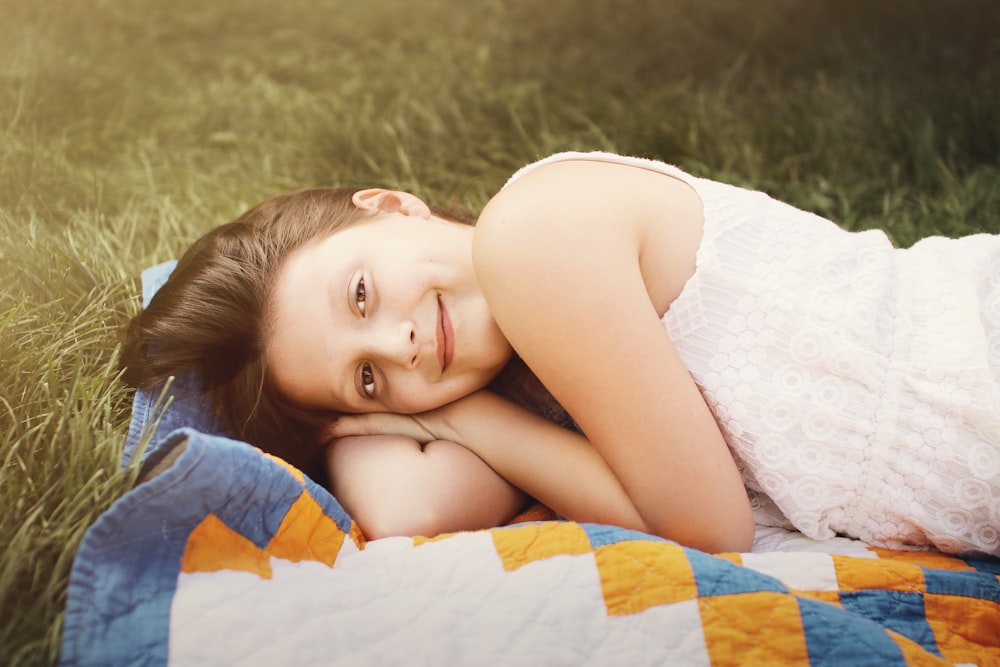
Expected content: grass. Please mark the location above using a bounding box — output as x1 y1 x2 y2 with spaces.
1 0 998 663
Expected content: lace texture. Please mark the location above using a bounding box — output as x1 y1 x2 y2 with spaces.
661 167 1000 555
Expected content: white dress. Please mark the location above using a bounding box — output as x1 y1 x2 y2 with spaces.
508 151 1000 555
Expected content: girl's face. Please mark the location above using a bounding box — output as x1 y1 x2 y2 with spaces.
267 191 512 415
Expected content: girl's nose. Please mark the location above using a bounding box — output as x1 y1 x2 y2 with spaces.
376 319 418 368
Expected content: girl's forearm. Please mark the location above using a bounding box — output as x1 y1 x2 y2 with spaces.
433 391 648 532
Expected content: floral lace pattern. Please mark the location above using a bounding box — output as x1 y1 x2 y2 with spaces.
659 167 1000 555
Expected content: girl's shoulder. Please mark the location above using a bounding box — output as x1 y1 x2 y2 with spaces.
474 154 704 315
477 155 693 242
474 158 646 281
498 151 696 192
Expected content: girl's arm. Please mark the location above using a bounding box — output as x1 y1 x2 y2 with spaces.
326 434 527 539
329 390 648 531
471 158 755 553
429 391 649 531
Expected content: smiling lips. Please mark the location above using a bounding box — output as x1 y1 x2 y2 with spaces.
437 296 455 373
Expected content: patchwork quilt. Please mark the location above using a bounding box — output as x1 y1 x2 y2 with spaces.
58 428 1000 666
58 262 1000 666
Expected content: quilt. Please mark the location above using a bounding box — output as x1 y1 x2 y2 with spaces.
58 428 1000 666
58 263 1000 666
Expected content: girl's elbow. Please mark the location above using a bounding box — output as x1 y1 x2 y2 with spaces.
359 505 446 540
709 516 755 553
724 519 756 553
648 515 755 554
705 511 755 553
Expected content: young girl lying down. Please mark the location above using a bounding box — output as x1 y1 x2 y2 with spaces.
122 151 1000 556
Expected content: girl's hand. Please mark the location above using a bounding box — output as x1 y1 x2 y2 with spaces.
325 411 438 445
323 390 495 446
321 393 531 539
330 390 652 535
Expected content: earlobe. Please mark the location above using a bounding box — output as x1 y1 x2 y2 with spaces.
352 189 431 219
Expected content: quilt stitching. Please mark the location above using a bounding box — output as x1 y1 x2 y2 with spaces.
61 430 1000 666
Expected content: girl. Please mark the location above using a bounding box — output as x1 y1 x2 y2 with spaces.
123 152 1000 555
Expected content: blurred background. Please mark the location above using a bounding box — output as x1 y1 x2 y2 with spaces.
1 0 998 663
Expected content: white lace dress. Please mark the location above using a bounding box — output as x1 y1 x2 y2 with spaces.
509 152 1000 555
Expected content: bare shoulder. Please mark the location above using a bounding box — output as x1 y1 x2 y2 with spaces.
476 157 701 228
475 160 636 284
470 156 704 389
477 158 674 239
474 157 704 317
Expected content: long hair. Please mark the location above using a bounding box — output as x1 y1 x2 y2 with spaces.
121 188 569 484
121 188 375 482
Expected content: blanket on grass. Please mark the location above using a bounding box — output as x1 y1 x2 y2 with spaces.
59 428 1000 666
59 262 1000 666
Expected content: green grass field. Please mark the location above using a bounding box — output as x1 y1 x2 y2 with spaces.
1 0 998 663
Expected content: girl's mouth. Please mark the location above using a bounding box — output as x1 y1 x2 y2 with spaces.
437 296 455 373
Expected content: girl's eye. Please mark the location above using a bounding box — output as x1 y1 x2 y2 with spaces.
355 277 367 316
361 362 376 398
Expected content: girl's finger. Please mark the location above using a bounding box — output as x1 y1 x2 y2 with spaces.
325 414 377 440
327 412 432 443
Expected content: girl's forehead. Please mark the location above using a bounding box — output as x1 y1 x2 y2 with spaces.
265 256 338 407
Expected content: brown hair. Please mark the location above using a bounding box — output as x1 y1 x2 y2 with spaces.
121 187 567 485
122 188 381 483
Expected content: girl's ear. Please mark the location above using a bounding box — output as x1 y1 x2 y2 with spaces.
352 189 431 219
